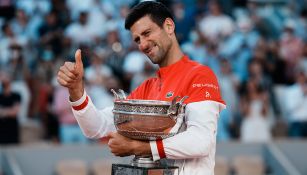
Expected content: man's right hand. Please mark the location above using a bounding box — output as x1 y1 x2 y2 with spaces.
57 49 84 101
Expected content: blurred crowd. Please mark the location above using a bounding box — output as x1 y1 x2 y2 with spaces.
0 0 306 145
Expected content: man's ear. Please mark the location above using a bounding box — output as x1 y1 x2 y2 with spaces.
164 18 175 35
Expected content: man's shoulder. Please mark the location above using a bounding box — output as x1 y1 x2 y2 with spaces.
140 76 158 86
185 60 215 77
182 62 224 104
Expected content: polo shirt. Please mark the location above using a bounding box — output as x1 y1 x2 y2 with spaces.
129 55 225 105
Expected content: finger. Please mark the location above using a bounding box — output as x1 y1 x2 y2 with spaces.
63 61 76 72
57 76 69 87
60 65 77 80
57 71 75 84
63 62 79 76
74 49 83 71
107 139 112 147
106 132 116 138
58 74 78 87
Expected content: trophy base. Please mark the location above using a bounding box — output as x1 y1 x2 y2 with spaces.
131 156 159 168
111 163 178 175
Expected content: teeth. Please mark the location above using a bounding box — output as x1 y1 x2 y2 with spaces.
147 45 156 54
147 48 152 54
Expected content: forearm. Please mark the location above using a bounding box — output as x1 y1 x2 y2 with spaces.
70 90 116 138
161 123 215 159
132 140 152 156
0 105 20 117
69 82 84 101
150 101 225 160
107 132 152 157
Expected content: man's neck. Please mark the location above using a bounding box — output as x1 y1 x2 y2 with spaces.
159 43 184 67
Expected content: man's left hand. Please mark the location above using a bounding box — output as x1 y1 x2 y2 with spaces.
106 132 152 157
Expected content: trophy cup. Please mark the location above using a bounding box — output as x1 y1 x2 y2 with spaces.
110 89 187 175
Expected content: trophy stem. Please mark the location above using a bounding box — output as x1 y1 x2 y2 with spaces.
131 156 160 168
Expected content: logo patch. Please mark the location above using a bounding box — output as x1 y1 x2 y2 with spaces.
166 91 174 98
205 91 211 98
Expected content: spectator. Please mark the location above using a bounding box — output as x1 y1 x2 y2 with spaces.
0 72 21 144
279 20 304 83
217 59 240 141
284 70 307 137
172 1 195 44
38 11 63 56
53 85 88 144
10 9 30 38
5 45 31 125
0 22 27 67
64 11 96 46
240 78 272 142
84 51 113 109
198 0 235 43
102 28 126 88
181 29 208 64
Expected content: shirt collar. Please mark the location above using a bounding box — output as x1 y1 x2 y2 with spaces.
156 55 189 79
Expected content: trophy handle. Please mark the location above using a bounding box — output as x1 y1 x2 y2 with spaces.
167 96 180 116
111 89 127 101
119 89 127 99
178 96 188 106
167 96 188 118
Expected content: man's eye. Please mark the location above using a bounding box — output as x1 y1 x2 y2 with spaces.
134 38 140 44
144 31 150 36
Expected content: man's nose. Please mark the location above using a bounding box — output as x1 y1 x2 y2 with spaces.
139 39 150 52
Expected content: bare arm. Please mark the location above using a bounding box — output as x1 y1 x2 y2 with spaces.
0 104 20 118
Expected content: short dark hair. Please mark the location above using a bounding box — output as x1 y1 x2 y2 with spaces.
125 1 174 30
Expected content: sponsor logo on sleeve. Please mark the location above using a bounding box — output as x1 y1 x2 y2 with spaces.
192 83 218 90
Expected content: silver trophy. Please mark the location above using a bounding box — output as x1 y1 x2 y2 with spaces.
111 89 188 168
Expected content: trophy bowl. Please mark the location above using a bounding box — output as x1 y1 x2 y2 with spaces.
111 89 187 141
113 99 178 141
111 89 187 167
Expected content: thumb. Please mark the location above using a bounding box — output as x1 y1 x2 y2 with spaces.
106 132 115 138
74 49 83 71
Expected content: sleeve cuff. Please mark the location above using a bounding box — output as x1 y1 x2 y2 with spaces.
149 140 166 161
150 141 161 161
70 90 88 111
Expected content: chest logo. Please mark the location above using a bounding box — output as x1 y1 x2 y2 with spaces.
166 91 174 98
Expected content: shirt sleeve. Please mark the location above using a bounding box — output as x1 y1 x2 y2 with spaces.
150 67 226 160
184 67 225 105
70 90 116 139
150 100 226 160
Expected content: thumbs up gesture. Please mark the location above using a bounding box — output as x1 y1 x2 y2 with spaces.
57 49 84 101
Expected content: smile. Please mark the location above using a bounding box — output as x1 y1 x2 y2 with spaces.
146 44 157 55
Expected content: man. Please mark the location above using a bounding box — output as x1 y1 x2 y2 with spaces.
0 72 21 144
57 1 225 175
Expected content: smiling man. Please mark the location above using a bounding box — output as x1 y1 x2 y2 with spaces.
57 1 226 175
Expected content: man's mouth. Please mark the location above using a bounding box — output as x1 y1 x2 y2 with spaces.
146 44 157 55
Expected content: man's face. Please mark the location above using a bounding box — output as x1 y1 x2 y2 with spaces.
130 16 172 65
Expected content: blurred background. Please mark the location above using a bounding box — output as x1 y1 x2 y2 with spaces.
0 0 306 175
